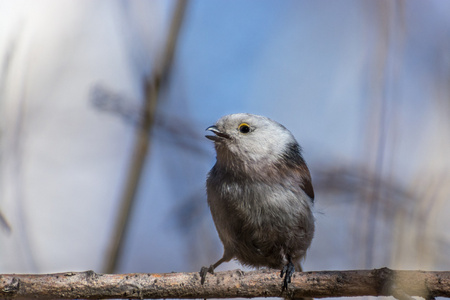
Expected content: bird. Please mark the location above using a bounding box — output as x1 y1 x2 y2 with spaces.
200 113 315 290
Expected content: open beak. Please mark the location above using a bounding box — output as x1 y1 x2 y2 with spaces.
205 125 230 141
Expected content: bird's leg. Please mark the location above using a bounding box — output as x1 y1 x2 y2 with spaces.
200 256 227 285
280 255 295 290
199 265 214 285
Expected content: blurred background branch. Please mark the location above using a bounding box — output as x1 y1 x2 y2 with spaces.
103 0 189 274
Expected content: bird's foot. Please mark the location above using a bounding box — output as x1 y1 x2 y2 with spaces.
200 265 215 285
280 261 295 290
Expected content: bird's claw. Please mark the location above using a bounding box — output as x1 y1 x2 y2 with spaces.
200 265 215 285
280 261 295 290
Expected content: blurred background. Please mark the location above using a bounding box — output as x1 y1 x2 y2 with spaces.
1 0 450 295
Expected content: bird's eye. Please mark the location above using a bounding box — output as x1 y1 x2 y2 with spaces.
238 123 251 134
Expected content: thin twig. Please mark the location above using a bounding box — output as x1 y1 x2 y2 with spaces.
1 268 449 299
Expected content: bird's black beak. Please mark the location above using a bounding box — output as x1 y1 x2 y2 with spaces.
205 125 230 141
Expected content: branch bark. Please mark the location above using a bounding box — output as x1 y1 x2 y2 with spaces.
1 268 449 299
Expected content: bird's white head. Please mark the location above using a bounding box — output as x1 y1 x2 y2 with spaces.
206 113 299 172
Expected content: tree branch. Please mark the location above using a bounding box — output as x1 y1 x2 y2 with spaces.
1 268 449 299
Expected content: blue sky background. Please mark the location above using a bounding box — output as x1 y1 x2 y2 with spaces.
1 1 450 289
